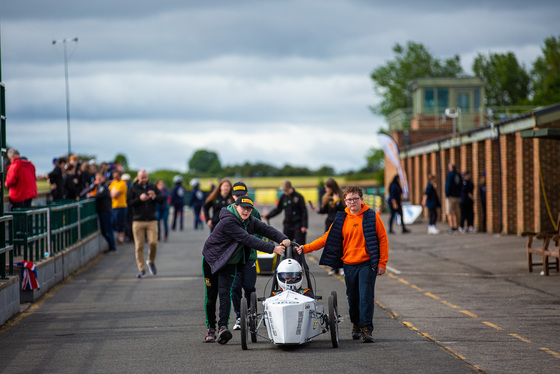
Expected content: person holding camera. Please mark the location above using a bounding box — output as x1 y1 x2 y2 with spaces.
127 169 165 278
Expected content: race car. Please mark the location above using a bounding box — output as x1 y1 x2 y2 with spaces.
239 247 340 350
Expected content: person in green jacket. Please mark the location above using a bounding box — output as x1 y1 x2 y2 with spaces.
230 182 261 331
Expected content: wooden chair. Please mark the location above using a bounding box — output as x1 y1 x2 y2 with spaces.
522 213 560 275
543 234 560 276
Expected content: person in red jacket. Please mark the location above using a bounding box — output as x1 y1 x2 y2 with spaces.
5 148 37 210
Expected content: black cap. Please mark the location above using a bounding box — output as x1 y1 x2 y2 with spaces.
232 181 248 196
235 196 254 209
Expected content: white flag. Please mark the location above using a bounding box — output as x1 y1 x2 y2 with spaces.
378 133 408 199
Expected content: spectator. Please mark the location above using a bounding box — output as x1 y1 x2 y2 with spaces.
63 163 79 200
5 148 37 210
189 178 206 230
48 157 67 201
421 175 441 234
78 162 92 193
388 175 410 234
127 169 165 278
263 180 308 263
87 172 116 253
479 174 487 232
203 178 234 232
122 173 134 242
155 179 170 242
445 162 462 234
312 177 346 275
110 170 128 244
296 185 389 343
459 170 475 233
170 175 186 231
201 195 289 344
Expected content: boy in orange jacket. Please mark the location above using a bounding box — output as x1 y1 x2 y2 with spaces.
297 185 388 343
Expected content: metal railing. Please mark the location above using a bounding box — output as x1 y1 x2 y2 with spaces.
10 199 98 265
12 208 49 263
0 215 14 279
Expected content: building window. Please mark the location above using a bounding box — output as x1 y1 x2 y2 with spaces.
457 92 470 111
474 88 481 109
437 88 449 113
424 88 435 112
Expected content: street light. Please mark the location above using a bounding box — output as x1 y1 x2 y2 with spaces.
52 37 78 158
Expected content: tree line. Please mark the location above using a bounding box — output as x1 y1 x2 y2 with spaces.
370 36 560 118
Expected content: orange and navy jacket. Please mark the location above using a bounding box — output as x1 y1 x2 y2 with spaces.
303 203 388 269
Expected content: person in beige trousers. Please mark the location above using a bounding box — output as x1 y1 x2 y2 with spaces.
127 169 165 278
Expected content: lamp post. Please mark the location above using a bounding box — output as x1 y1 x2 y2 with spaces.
52 37 78 158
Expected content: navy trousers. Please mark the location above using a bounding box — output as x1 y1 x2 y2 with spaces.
343 261 377 330
98 211 116 251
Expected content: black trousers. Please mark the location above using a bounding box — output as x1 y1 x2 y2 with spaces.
202 257 219 329
217 264 238 328
389 205 406 232
429 207 438 226
460 202 474 228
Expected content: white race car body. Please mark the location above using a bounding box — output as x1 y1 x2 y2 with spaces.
263 290 324 344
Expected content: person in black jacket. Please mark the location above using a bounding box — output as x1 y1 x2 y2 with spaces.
203 178 234 232
87 172 116 253
388 174 410 234
201 196 289 345
459 170 475 233
127 169 165 279
63 163 79 200
312 177 346 275
263 180 308 263
48 157 67 201
445 162 463 234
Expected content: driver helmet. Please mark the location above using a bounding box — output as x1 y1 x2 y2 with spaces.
173 175 183 184
277 259 303 291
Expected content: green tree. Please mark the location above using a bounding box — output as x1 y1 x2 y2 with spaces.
315 165 335 176
531 35 560 106
113 153 129 170
370 41 463 118
472 52 530 106
188 149 222 175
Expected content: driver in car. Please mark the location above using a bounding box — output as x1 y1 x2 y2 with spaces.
272 259 313 298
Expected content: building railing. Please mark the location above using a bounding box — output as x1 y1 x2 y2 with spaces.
0 215 14 279
387 105 540 131
6 199 98 274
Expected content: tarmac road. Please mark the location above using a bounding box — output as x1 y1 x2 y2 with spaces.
2 207 557 373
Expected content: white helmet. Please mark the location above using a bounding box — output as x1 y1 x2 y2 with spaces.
277 259 303 291
173 175 183 184
190 178 200 187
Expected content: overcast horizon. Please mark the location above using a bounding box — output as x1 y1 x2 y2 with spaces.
2 0 559 175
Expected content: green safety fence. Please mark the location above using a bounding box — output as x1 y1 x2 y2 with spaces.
10 199 99 266
0 215 14 279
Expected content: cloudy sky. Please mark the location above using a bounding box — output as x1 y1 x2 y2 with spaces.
2 0 558 175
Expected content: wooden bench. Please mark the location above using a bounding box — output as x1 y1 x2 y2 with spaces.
522 213 560 275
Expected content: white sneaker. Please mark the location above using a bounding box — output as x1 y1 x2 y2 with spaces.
328 269 336 276
338 268 344 276
233 318 241 330
428 226 437 234
432 227 440 234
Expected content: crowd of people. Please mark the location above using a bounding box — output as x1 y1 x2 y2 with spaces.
387 162 487 235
